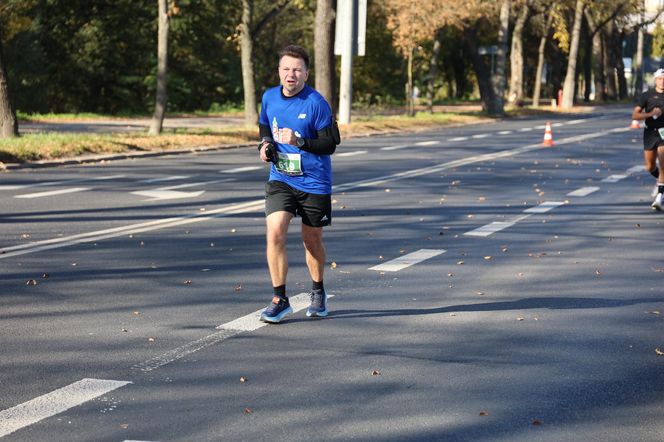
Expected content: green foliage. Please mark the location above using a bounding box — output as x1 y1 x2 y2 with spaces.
653 22 664 59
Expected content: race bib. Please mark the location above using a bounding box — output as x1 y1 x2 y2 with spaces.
275 152 303 176
658 128 664 140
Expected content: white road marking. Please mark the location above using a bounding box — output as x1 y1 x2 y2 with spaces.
565 119 586 125
602 174 627 183
415 140 439 146
567 186 599 197
498 130 512 135
0 175 125 191
449 136 468 141
132 292 335 373
0 378 131 438
380 144 409 151
524 201 565 213
220 166 262 174
14 187 90 199
369 249 446 272
131 190 205 201
552 123 563 127
519 127 533 132
626 165 645 175
337 150 368 157
464 215 531 237
140 175 190 183
1 127 629 259
471 134 489 139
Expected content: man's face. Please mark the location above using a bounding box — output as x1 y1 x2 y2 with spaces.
279 55 308 97
656 75 664 91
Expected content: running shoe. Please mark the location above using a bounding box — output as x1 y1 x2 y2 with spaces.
652 184 659 198
652 193 663 211
306 289 328 317
260 296 293 323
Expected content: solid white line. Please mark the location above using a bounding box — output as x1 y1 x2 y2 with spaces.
2 127 629 259
498 130 512 135
221 166 262 174
141 175 190 183
0 378 131 438
380 144 409 151
369 249 446 272
132 292 335 372
157 178 233 191
601 174 627 183
14 187 90 199
337 150 368 157
449 136 468 141
415 140 439 146
524 201 565 213
567 186 599 197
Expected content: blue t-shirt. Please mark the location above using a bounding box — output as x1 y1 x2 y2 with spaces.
259 84 334 194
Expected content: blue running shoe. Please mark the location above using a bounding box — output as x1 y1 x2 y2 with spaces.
260 297 293 323
306 290 328 317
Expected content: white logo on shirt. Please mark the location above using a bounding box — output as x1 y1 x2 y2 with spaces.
298 113 307 119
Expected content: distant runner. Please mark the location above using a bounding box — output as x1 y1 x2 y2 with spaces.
256 45 340 323
632 68 664 210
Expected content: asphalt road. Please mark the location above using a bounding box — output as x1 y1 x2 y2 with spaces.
1 106 663 441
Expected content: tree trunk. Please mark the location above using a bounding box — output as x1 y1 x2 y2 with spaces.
464 26 494 113
315 0 336 115
508 2 529 104
240 0 258 125
533 13 552 107
406 47 414 117
426 31 442 113
488 0 509 116
585 9 605 102
0 30 18 138
583 16 592 102
634 19 644 96
148 0 169 136
616 29 628 99
561 0 584 109
603 20 617 100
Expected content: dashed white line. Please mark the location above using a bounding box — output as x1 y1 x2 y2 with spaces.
0 175 125 191
14 187 90 199
519 127 533 132
567 186 599 197
369 249 446 272
626 165 645 175
464 215 531 237
415 140 439 146
141 175 190 183
498 130 512 135
523 201 565 213
337 150 368 157
0 378 131 438
221 166 262 174
471 134 489 139
601 174 627 183
380 144 409 151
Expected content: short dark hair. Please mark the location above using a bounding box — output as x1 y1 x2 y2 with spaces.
279 45 310 69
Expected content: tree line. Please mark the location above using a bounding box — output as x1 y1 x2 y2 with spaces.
0 0 661 138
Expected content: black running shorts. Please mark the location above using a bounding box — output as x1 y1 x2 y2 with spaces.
643 127 664 151
265 180 332 227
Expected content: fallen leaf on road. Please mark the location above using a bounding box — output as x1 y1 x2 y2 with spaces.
244 408 253 414
457 261 464 265
448 273 454 277
119 423 129 429
148 337 156 342
42 273 49 278
330 262 337 269
636 223 641 228
121 328 129 332
240 376 248 383
372 370 381 376
235 284 243 292
647 310 661 315
231 228 237 233
484 256 492 261
385 189 391 192
479 410 488 416
656 348 664 356
532 419 542 426
652 268 664 273
26 279 37 286
184 279 192 284
133 311 140 315
517 317 525 321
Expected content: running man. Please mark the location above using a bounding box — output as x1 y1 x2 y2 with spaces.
632 68 664 210
257 45 340 323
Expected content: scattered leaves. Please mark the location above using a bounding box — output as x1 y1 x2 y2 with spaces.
656 348 664 356
240 376 248 383
184 279 192 284
26 279 37 286
371 369 381 376
330 262 337 269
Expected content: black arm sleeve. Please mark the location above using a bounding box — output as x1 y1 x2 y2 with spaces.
299 128 336 155
259 124 272 140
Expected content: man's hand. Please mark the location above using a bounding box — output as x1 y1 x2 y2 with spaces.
278 127 298 145
259 139 277 163
653 107 663 119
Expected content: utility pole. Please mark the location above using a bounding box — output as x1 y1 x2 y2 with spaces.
335 0 366 124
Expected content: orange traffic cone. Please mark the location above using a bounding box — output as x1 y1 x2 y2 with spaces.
630 119 641 129
542 122 554 147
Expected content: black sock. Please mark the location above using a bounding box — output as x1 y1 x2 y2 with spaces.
273 285 286 300
659 184 664 194
651 167 659 179
312 280 324 292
